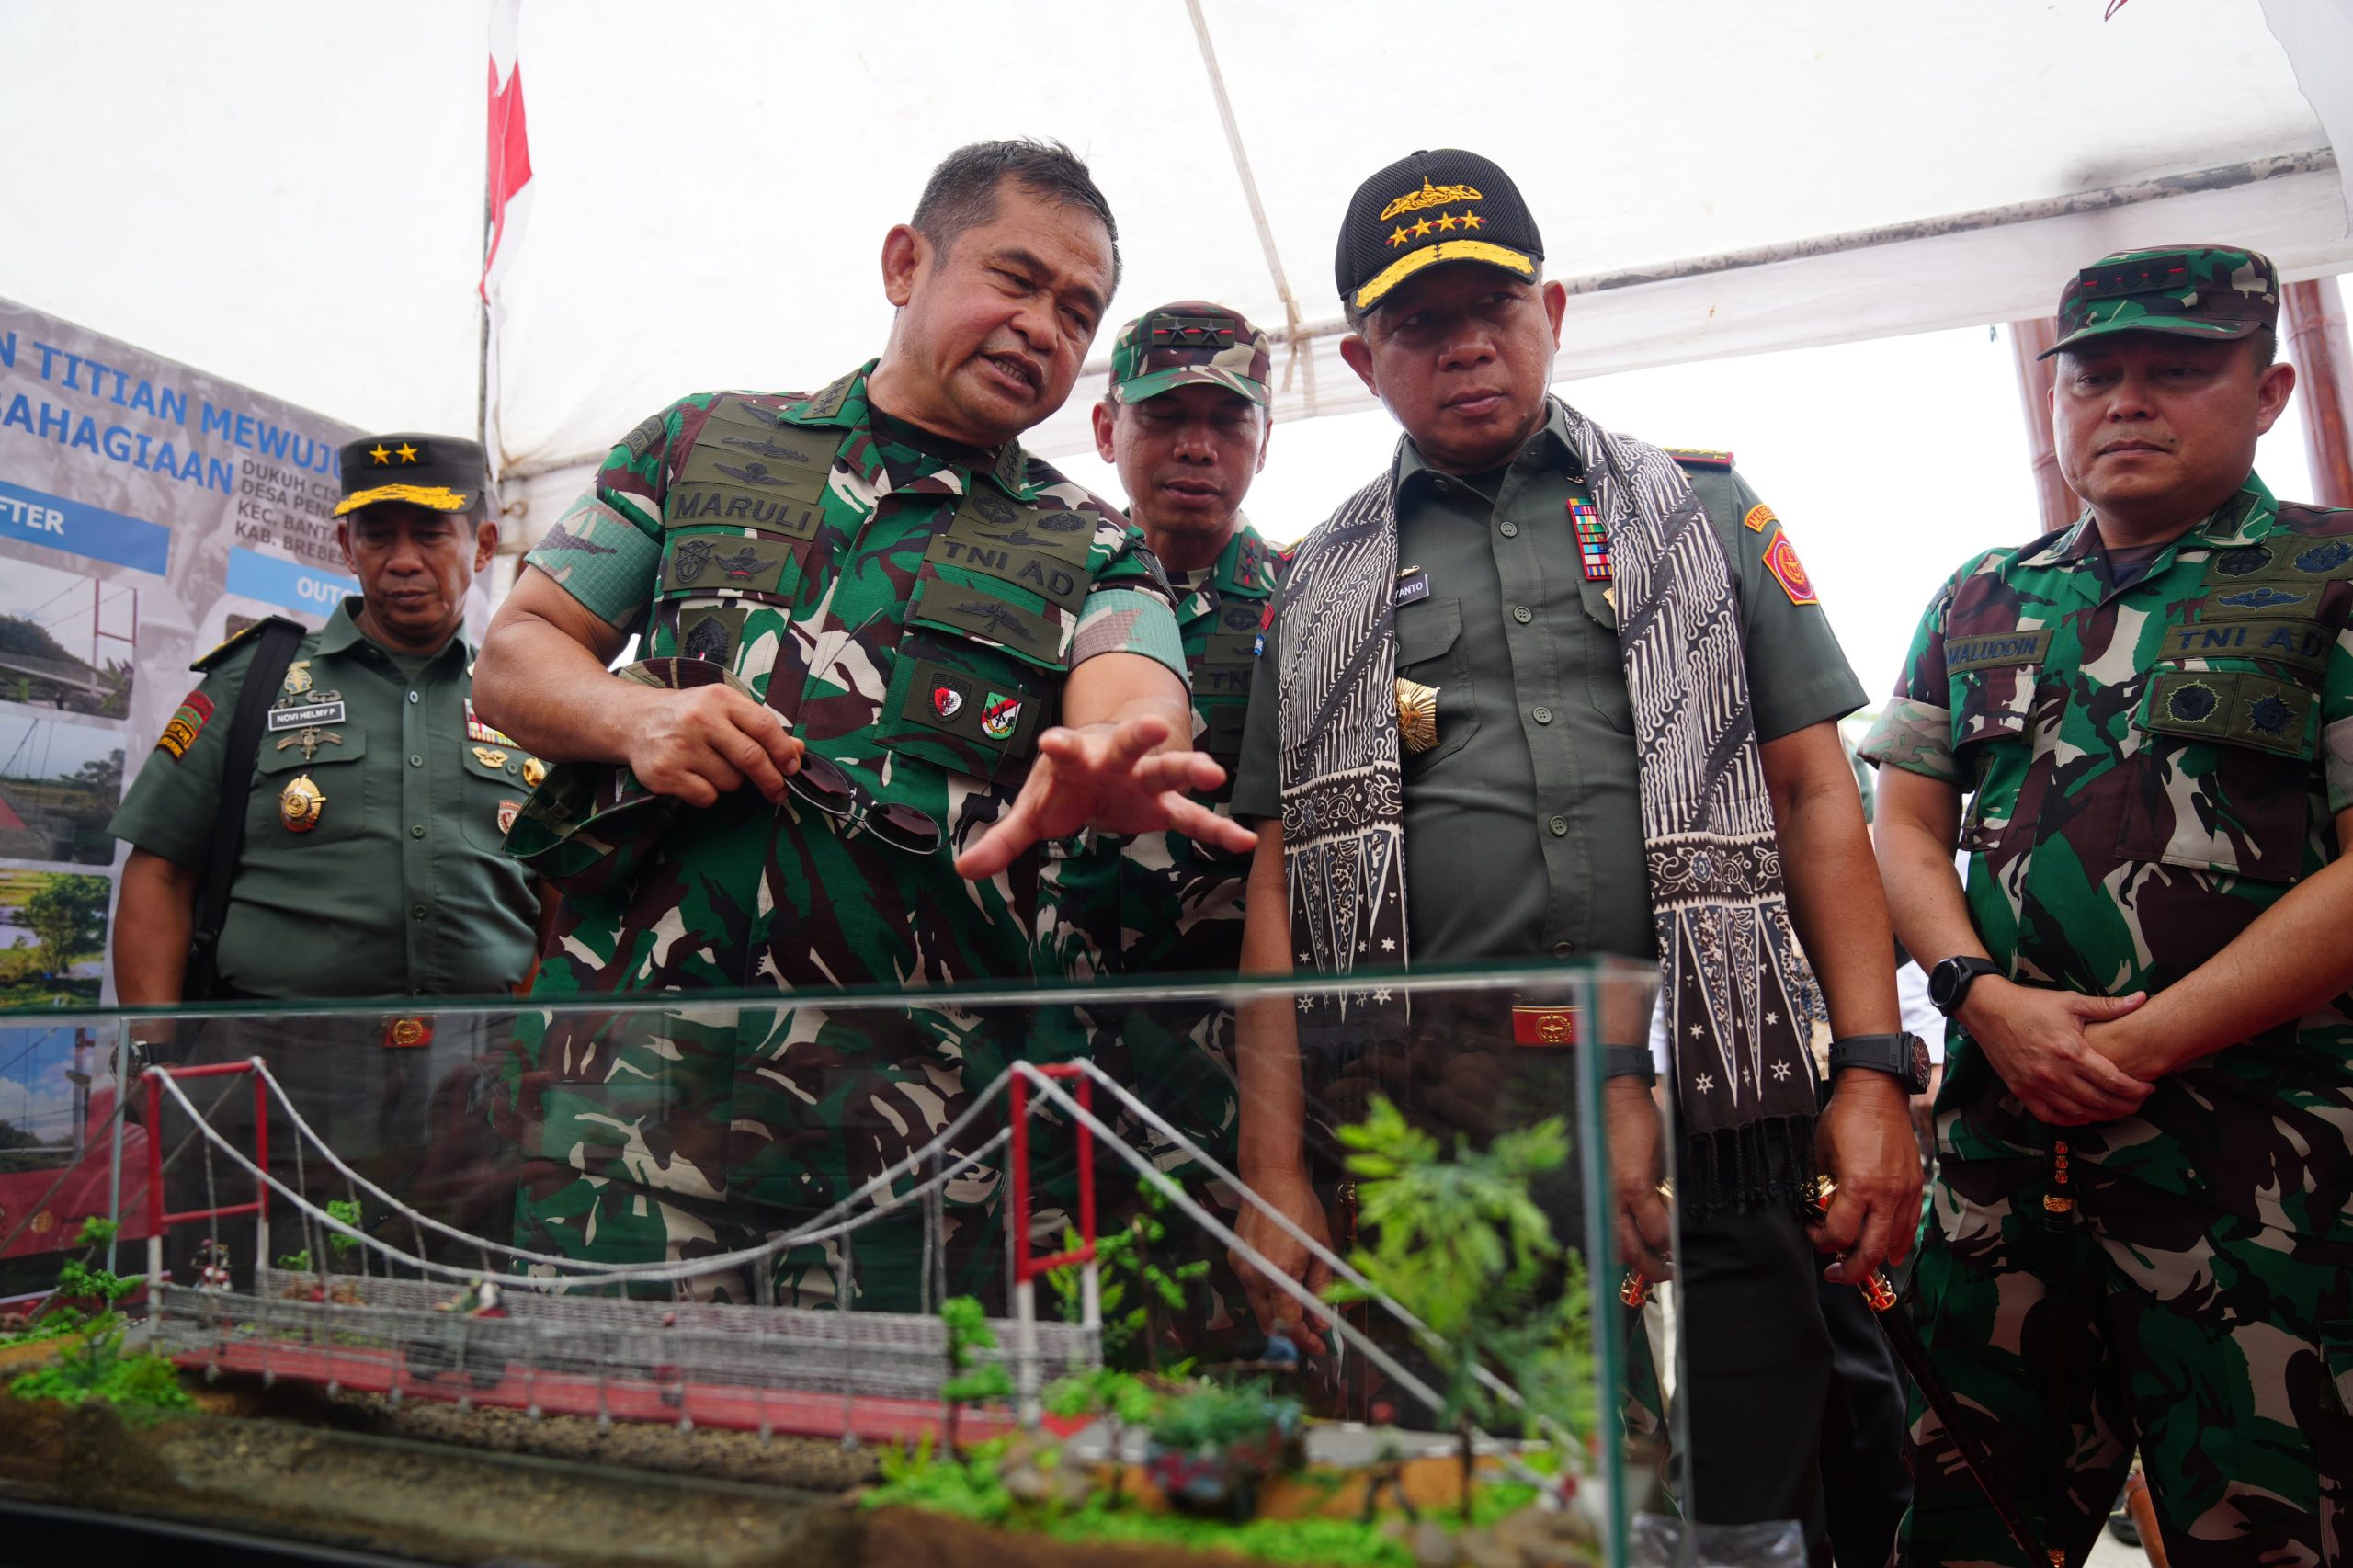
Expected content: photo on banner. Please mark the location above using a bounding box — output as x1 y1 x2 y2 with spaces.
0 554 136 723
0 869 110 1008
0 1022 92 1176
0 712 123 868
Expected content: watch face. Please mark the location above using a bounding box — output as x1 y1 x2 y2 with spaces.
1909 1032 1932 1092
1929 960 1967 1011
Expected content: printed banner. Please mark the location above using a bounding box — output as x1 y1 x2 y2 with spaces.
0 296 360 1006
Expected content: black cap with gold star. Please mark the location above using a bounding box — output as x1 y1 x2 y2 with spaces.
333 433 488 518
1336 148 1544 315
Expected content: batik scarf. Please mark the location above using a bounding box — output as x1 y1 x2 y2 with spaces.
1274 400 1823 1214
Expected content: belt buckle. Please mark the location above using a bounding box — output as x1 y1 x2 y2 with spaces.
1510 1004 1580 1048
381 1016 433 1051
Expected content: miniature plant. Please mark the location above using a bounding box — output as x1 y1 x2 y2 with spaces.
1045 1174 1210 1373
1325 1096 1580 1520
276 1249 313 1273
6 1217 190 1421
1044 1367 1161 1504
325 1198 361 1252
938 1294 1014 1457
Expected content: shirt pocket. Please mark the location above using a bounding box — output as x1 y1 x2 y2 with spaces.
2113 665 2320 882
459 741 538 851
1396 597 1477 770
250 730 369 847
872 581 1060 791
1945 661 2040 853
649 527 814 696
1574 577 1633 735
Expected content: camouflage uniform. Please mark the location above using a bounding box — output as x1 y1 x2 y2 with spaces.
504 364 1185 1310
1860 249 2353 1564
1049 304 1284 1358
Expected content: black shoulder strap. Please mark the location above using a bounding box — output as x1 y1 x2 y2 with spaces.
184 620 305 1001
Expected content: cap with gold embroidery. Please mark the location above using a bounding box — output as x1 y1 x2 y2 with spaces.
1336 149 1543 314
333 433 488 517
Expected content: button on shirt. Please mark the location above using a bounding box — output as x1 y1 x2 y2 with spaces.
109 600 540 1000
1233 402 1866 965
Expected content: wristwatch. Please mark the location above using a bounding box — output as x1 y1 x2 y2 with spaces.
1927 955 2004 1017
1827 1031 1932 1096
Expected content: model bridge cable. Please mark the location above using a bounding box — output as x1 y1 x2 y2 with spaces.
145 1058 1018 1290
145 1055 1565 1432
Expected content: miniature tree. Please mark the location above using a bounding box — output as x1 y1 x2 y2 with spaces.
1045 1175 1210 1374
1324 1095 1572 1521
7 1217 190 1419
938 1294 1014 1457
1043 1366 1160 1504
17 1217 134 1337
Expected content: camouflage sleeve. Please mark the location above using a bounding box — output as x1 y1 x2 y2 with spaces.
1069 503 1185 677
1072 587 1186 676
519 402 682 631
1857 574 1962 784
2326 622 2353 815
105 657 251 868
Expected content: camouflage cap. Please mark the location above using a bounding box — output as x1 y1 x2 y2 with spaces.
2041 245 2280 359
1108 302 1272 407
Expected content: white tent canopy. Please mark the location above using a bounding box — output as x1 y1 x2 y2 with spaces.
6 0 2346 551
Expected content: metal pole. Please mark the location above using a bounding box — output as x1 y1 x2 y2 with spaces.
1015 1278 1040 1430
2007 317 2079 537
105 1019 127 1278
2284 277 2353 508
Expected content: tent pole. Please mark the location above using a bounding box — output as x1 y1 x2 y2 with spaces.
2006 318 2077 537
2284 278 2353 508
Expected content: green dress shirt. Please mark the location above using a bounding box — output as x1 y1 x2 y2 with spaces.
1233 401 1864 965
108 600 540 1000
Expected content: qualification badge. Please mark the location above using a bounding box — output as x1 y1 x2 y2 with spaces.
1396 676 1440 755
280 774 326 833
521 756 546 789
495 799 522 835
472 746 510 770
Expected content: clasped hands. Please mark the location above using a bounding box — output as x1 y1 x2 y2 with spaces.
1956 976 2161 1127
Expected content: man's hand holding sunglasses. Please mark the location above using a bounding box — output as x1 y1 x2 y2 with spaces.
622 678 804 809
954 703 1257 881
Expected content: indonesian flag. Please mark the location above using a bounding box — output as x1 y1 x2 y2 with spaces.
482 0 532 471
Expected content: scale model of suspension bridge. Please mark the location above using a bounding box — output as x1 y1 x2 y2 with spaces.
136 1053 1472 1447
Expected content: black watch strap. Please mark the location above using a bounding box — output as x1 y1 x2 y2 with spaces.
1827 1031 1930 1096
1601 1046 1656 1083
1929 955 2003 1016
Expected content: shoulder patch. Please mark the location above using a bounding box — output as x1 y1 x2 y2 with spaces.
1761 529 1819 607
1741 502 1777 534
1664 447 1735 470
620 410 670 461
191 615 305 673
154 690 215 760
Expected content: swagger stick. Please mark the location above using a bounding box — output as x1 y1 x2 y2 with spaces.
1621 1181 2058 1566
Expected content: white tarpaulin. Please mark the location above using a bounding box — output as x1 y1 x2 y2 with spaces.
4 0 2345 551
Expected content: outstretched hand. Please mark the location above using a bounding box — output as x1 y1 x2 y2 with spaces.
954 713 1258 880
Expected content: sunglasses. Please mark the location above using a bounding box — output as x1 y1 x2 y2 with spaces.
788 751 943 857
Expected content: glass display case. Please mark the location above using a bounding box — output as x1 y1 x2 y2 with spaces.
0 960 1691 1567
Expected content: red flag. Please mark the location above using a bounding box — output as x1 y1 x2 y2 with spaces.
482 0 532 303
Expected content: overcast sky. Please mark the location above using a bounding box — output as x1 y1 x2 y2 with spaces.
1057 318 2327 709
